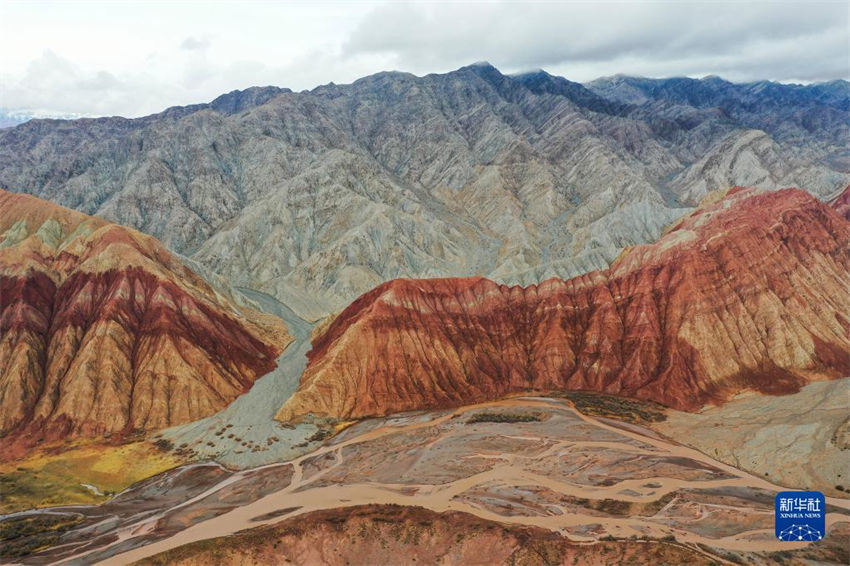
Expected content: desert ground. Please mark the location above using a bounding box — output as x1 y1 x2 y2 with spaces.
3 394 847 565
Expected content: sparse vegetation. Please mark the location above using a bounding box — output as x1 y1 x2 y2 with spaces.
0 514 84 558
557 391 667 423
598 532 676 543
307 428 333 443
829 416 849 449
559 492 675 517
466 412 541 424
153 437 174 451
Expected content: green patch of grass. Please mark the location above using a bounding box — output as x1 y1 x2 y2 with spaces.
0 468 101 512
466 412 541 424
0 440 182 514
0 514 84 558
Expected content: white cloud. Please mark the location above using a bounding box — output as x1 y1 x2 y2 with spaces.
181 36 211 51
345 1 849 83
0 1 846 118
2 50 180 117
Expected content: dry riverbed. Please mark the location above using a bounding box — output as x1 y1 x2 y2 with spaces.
4 395 847 565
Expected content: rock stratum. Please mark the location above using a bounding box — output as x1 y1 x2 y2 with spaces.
0 190 290 451
1 66 846 318
278 187 850 420
830 184 850 220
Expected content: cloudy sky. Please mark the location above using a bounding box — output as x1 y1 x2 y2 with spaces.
1 1 847 118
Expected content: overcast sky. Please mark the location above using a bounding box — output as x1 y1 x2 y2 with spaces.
1 1 847 118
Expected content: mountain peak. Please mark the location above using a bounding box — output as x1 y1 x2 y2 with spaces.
209 86 289 115
457 61 503 78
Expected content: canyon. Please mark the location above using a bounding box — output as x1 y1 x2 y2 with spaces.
2 185 848 564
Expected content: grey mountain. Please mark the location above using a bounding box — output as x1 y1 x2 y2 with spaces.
0 64 847 318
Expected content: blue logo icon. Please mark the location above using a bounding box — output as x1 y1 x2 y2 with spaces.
775 491 825 541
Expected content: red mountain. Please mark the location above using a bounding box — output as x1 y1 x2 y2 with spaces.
830 184 850 220
278 187 850 420
0 190 290 452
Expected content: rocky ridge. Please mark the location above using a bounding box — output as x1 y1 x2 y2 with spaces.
277 187 850 420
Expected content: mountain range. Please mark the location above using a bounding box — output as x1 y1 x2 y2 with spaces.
278 186 850 420
4 183 845 452
1 64 847 318
2 64 850 565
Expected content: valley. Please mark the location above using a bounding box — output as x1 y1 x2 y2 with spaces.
1 62 848 565
1 184 848 564
2 396 848 565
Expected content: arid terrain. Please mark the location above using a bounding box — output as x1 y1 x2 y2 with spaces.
1 185 848 565
655 380 850 498
3 396 849 565
1 62 849 565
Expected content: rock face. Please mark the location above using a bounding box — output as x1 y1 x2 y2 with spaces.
0 190 290 449
830 184 850 220
584 76 850 206
277 188 850 420
0 66 846 318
